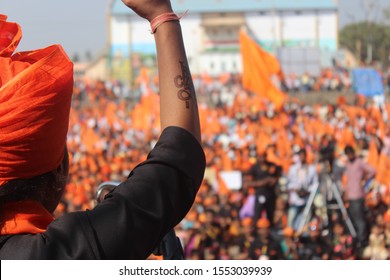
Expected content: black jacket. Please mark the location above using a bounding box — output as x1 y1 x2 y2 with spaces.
0 126 205 259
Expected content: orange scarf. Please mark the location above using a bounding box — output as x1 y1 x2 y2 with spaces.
0 200 53 235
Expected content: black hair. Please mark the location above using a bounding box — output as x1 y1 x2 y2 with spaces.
0 170 63 230
344 145 355 155
298 148 307 155
0 169 66 210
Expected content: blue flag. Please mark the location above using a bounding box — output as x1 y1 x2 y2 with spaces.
352 68 384 97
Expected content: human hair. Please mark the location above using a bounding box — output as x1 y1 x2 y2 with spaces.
0 170 66 207
0 146 69 213
344 145 355 155
298 148 307 156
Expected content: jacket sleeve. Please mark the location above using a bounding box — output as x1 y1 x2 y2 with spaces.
84 126 205 259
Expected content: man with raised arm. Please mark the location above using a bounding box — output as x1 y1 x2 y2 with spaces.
0 0 205 259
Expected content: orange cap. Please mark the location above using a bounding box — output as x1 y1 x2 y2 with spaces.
283 227 294 237
256 218 270 229
241 217 253 227
204 197 214 207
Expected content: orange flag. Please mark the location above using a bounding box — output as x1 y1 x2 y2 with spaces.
216 170 230 195
367 139 379 169
136 67 150 86
239 31 285 108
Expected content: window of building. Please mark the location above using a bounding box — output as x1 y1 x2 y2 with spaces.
221 61 226 72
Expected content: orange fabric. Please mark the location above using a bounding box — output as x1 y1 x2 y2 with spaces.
376 154 390 186
82 128 100 153
0 15 73 186
283 227 294 237
0 15 22 57
0 200 53 235
256 218 270 229
239 31 285 109
337 96 347 107
266 149 282 167
135 67 150 86
242 217 253 227
384 210 390 222
216 169 229 195
367 139 379 169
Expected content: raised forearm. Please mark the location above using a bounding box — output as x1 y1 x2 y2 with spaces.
121 0 201 143
154 22 201 143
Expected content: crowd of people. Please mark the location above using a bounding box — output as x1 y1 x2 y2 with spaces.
282 64 390 94
283 67 352 93
55 68 390 260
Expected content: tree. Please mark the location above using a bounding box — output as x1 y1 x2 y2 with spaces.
383 6 390 25
72 53 80 63
339 21 390 68
85 50 93 62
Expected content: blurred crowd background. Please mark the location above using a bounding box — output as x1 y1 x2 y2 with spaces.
54 65 390 260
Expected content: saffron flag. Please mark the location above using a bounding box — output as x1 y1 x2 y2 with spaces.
239 31 285 108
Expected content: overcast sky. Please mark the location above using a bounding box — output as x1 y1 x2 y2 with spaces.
1 0 389 60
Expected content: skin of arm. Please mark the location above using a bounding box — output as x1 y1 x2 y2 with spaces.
361 161 376 182
243 177 276 188
121 0 201 143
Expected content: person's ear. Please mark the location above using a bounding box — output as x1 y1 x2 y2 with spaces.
57 146 69 177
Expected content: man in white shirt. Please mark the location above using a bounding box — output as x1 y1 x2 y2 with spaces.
287 149 319 230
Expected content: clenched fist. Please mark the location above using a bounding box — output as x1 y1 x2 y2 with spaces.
121 0 174 22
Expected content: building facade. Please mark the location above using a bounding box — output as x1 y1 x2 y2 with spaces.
107 0 339 82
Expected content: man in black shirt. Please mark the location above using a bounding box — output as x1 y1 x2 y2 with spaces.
248 218 284 260
243 153 281 227
0 0 205 259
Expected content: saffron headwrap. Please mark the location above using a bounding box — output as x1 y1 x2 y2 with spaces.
0 15 73 186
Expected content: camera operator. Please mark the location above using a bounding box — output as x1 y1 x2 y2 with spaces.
286 148 319 231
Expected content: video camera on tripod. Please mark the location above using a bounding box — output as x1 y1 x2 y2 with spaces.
96 181 185 260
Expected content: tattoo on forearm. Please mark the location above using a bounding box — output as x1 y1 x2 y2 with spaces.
174 61 193 109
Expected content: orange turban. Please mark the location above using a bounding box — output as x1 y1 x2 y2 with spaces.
0 15 73 186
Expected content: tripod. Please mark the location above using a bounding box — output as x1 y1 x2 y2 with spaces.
297 174 357 238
